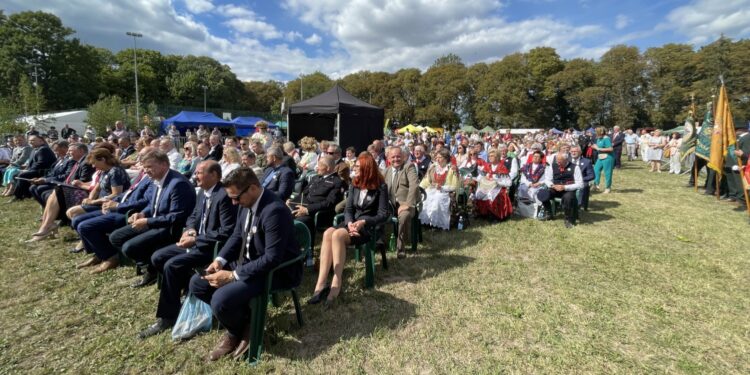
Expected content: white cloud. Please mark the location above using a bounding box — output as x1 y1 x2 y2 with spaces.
305 33 322 45
225 18 282 39
615 14 630 30
215 4 255 18
184 0 214 14
665 0 750 44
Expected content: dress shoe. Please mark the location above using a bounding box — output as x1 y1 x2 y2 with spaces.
208 333 241 362
231 324 253 359
130 270 157 288
69 246 85 254
138 318 176 339
76 256 101 269
307 286 330 305
91 256 119 274
323 296 339 310
564 220 575 229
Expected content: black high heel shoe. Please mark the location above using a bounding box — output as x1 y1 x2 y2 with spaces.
306 286 330 305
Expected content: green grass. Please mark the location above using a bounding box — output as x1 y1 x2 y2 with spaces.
1 161 749 374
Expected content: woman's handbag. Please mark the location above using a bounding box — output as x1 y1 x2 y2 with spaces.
663 147 671 158
171 293 213 341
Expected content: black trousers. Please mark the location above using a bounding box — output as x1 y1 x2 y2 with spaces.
152 245 214 320
613 146 623 168
14 170 44 199
579 184 592 210
541 189 578 222
109 225 174 273
688 157 707 186
704 169 728 196
189 272 263 338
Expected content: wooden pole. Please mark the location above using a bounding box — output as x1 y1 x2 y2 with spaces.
716 170 721 200
736 157 750 216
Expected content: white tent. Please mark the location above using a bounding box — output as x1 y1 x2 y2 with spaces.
17 110 88 135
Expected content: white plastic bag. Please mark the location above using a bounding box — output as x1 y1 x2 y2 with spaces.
171 293 212 341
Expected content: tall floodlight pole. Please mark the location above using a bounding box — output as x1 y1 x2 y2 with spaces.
299 74 303 101
126 32 143 128
31 63 40 115
202 85 208 112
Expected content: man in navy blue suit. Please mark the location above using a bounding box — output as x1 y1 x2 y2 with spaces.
25 141 74 201
189 167 301 361
76 168 155 270
260 146 294 201
109 150 196 288
12 135 57 200
138 160 238 339
571 146 595 211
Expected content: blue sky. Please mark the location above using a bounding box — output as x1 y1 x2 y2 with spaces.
4 0 750 81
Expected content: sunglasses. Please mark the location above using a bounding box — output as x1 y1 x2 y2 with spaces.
228 184 251 201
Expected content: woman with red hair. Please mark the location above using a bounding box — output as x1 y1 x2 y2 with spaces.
308 154 390 306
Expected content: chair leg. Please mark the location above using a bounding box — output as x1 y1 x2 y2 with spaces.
290 289 304 327
380 242 388 270
354 247 360 263
363 243 375 289
247 297 267 365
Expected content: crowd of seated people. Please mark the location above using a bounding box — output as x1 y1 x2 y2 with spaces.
3 121 626 362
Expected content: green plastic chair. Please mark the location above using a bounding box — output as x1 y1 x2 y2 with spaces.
245 220 310 365
333 214 386 289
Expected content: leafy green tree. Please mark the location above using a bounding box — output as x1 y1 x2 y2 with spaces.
643 44 697 128
416 54 468 129
86 95 126 134
598 45 648 128
165 55 245 109
284 72 334 103
386 68 421 124
244 80 283 112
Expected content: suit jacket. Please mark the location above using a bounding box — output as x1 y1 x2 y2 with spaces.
120 145 136 160
27 144 56 174
218 189 302 287
115 177 155 213
611 132 625 148
384 163 419 208
261 165 295 201
301 173 343 215
140 169 197 230
68 160 96 183
573 157 595 183
206 144 223 162
344 183 391 227
185 183 238 251
413 156 431 180
44 157 75 183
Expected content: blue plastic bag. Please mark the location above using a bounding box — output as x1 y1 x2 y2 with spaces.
171 293 212 341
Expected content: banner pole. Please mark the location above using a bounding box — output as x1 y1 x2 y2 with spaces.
716 170 721 200
736 157 750 216
694 161 698 192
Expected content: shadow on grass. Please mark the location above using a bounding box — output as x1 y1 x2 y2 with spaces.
615 188 644 194
267 289 416 361
579 211 614 224
588 200 621 211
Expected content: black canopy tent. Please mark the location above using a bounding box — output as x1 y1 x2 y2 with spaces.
288 84 384 155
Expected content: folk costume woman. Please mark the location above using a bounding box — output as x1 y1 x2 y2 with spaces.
419 149 460 230
473 149 513 220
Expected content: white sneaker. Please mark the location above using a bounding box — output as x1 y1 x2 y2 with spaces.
604 189 611 194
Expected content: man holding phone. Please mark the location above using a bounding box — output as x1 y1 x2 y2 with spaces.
188 167 301 361
137 160 237 339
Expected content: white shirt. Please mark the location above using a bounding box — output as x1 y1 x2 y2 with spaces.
167 148 182 171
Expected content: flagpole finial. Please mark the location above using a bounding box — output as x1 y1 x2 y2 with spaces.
719 75 725 85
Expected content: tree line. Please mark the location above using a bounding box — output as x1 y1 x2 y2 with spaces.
1 10 749 133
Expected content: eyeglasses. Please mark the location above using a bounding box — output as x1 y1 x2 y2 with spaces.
325 151 336 155
228 184 251 201
240 143 247 146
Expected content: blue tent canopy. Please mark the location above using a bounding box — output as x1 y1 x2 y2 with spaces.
161 111 232 134
230 116 275 137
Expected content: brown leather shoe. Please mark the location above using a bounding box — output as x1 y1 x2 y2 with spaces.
232 324 253 359
208 333 240 362
90 256 119 274
76 256 101 269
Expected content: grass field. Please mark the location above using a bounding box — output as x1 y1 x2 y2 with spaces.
1 161 749 374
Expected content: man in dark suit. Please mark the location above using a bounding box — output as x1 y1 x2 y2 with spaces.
30 143 94 213
109 150 196 287
260 146 295 201
138 160 238 338
538 152 584 228
412 144 431 180
289 155 342 245
611 126 625 169
206 134 223 162
571 146 595 211
12 135 57 200
76 173 155 270
118 136 136 161
189 167 301 361
25 141 73 202
326 143 350 188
